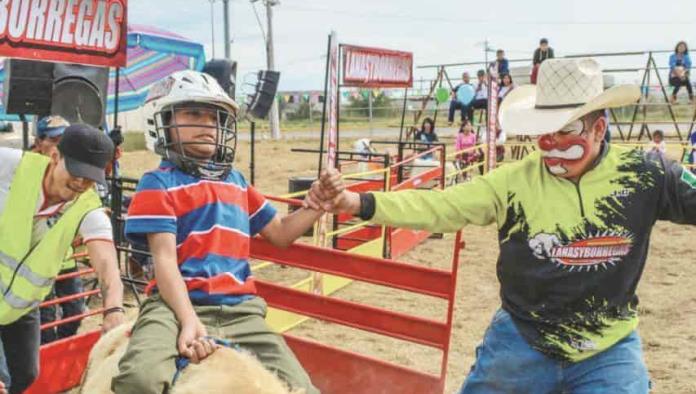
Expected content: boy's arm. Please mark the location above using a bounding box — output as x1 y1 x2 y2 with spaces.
147 232 216 363
257 169 344 248
259 208 324 248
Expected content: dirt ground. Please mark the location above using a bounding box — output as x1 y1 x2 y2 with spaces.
80 137 696 393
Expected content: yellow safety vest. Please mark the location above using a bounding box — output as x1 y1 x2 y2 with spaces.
0 152 101 324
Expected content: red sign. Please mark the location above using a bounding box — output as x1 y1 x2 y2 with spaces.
0 0 127 67
342 44 412 88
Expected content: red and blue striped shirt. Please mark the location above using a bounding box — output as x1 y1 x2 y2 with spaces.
125 161 276 306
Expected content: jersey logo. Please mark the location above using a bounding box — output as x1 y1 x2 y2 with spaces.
529 232 633 272
680 168 696 189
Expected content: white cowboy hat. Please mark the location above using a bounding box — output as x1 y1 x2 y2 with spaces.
499 58 641 135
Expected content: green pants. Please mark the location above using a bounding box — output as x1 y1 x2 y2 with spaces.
111 295 318 394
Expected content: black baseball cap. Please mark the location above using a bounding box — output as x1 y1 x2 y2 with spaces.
57 124 114 184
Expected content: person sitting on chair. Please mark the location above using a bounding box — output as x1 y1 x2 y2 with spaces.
448 72 475 125
669 41 693 104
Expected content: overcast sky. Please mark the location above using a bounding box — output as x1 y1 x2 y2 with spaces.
130 0 696 91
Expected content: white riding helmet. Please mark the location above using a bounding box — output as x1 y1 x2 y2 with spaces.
142 70 240 179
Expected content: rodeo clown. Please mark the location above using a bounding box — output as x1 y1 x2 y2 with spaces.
305 57 696 393
112 70 344 394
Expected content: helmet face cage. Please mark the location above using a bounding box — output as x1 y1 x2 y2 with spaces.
152 102 238 180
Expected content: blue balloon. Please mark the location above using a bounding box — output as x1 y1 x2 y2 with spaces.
456 84 475 105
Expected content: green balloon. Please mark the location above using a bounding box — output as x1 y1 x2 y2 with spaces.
435 87 450 104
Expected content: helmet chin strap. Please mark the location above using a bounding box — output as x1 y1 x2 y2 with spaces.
162 148 232 180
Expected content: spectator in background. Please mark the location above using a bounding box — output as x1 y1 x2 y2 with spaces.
531 38 555 84
468 69 489 122
604 109 612 143
498 73 516 105
496 121 507 162
669 41 693 104
448 72 475 125
688 131 696 173
415 117 439 160
491 49 510 76
650 129 666 155
30 116 70 155
455 121 477 162
454 121 478 181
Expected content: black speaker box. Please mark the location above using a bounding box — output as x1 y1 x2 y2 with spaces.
51 63 109 127
3 59 55 115
249 70 280 119
203 59 238 99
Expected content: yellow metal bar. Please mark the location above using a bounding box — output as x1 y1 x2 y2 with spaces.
324 221 370 237
280 189 310 199
444 144 486 160
444 162 485 179
250 261 274 271
341 166 390 179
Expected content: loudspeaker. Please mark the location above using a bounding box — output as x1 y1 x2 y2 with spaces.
51 64 109 128
248 70 280 119
3 59 55 115
203 59 238 99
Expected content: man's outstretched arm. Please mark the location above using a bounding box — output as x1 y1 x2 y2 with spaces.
305 168 506 234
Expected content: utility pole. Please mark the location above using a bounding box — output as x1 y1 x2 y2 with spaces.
484 38 490 70
265 0 281 139
223 0 231 59
209 0 216 58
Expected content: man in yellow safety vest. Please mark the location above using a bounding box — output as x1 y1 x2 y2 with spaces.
0 124 125 394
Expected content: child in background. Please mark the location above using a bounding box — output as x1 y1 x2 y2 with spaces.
651 129 666 155
454 122 478 180
415 117 439 160
689 132 696 174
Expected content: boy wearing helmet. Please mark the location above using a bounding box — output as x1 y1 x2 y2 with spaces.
112 71 338 393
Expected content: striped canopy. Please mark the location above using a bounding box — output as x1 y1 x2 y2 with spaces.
0 24 205 121
107 24 206 113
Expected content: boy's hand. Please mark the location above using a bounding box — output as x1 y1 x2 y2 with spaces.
304 168 345 211
305 171 362 216
0 380 6 394
178 317 217 364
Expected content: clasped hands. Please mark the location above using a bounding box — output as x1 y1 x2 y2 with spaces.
303 168 361 215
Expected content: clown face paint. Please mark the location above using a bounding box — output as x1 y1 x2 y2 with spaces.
538 120 594 179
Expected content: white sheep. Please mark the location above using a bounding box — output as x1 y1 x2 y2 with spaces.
79 323 303 394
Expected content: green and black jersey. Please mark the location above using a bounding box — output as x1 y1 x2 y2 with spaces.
368 144 696 362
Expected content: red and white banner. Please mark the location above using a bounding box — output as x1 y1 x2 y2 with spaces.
486 65 499 172
0 0 127 67
342 44 412 88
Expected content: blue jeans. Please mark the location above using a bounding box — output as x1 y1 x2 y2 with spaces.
449 100 471 123
0 309 41 394
459 309 650 394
